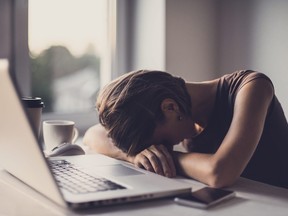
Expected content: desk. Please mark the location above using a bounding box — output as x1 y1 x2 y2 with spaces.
0 168 287 216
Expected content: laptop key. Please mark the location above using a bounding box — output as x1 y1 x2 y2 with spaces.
49 160 126 194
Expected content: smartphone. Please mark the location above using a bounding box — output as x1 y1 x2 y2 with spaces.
174 187 235 209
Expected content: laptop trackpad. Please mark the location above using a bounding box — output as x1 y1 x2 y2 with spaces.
95 164 143 177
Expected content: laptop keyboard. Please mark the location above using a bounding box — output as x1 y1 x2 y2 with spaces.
49 160 126 194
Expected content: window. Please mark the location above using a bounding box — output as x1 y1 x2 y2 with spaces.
28 0 112 135
3 0 131 136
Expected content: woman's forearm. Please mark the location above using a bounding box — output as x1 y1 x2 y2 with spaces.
174 152 212 180
83 124 133 163
173 151 236 188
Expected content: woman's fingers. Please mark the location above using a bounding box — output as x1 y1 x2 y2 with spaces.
143 149 164 176
150 145 176 177
134 154 154 172
133 145 176 178
156 145 177 177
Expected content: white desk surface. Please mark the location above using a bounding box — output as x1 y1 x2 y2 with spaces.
0 167 288 216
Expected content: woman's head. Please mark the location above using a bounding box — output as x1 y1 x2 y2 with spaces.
96 70 192 155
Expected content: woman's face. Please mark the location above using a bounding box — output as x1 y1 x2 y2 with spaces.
142 98 195 150
147 115 194 148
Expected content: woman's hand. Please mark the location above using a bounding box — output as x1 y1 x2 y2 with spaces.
131 145 176 178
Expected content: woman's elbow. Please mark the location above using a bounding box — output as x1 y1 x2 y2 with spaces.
83 126 96 146
83 124 106 153
205 161 238 188
206 174 236 188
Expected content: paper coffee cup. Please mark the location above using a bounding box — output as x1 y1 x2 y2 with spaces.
22 97 44 137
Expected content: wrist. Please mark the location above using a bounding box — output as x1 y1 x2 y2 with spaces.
171 151 183 172
126 155 135 164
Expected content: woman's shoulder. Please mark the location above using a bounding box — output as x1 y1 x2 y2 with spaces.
219 70 274 93
223 70 273 84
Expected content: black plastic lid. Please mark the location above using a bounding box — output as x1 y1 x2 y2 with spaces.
22 97 44 108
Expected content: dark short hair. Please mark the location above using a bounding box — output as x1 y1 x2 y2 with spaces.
96 70 192 155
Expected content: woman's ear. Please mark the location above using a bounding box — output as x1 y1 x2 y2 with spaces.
161 98 179 114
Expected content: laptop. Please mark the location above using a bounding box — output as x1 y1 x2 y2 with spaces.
0 59 191 210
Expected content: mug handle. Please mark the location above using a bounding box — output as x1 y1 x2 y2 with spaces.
72 127 79 143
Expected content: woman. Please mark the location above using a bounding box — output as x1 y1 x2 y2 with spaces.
83 70 288 189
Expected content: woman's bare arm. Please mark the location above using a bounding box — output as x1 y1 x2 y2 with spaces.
83 124 176 177
83 124 133 162
174 78 274 188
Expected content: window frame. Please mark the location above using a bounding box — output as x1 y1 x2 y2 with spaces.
0 0 30 95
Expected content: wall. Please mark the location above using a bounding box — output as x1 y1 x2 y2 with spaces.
128 0 166 71
166 0 218 81
165 0 288 116
250 0 288 116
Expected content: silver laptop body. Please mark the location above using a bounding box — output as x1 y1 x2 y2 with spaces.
0 59 191 209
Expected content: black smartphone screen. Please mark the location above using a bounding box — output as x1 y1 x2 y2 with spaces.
174 187 235 208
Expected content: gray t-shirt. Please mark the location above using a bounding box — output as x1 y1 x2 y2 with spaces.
187 70 288 188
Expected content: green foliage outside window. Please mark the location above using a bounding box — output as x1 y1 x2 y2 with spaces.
30 46 100 112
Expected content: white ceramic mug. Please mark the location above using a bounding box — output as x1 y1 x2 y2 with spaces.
42 120 79 152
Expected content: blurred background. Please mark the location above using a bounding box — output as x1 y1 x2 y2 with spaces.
1 0 288 136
